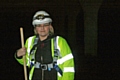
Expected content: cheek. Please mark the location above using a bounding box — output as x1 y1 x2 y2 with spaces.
46 28 50 31
46 27 50 31
34 28 39 33
36 27 40 31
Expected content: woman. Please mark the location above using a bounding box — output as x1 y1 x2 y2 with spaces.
15 10 75 80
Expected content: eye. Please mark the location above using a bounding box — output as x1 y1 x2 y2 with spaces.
35 25 41 27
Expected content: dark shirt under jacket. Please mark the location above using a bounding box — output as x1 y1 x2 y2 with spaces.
32 36 57 80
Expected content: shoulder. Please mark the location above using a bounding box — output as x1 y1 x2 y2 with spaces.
56 35 65 39
53 34 64 39
51 34 67 43
25 35 37 46
25 35 37 43
55 35 67 43
27 35 36 40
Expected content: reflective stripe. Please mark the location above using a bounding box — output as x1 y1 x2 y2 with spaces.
58 72 62 77
56 36 61 51
64 67 75 72
57 53 73 65
27 36 34 66
27 37 33 54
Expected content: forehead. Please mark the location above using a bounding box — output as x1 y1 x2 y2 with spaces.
40 23 50 25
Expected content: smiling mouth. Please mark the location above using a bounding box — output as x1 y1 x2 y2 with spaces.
40 31 45 32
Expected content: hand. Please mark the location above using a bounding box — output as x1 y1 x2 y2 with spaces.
17 47 26 57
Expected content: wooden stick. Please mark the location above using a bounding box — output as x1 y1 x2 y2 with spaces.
20 27 28 80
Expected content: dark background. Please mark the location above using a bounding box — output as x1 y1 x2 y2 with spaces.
0 0 120 80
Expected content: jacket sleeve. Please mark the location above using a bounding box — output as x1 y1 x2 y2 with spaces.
15 38 29 66
58 37 75 80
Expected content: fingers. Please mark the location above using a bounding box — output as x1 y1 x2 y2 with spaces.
17 47 27 57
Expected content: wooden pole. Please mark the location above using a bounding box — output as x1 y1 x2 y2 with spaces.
20 27 28 80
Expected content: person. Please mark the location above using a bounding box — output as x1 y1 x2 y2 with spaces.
15 10 75 80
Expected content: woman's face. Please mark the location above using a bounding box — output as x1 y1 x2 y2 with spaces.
35 23 51 37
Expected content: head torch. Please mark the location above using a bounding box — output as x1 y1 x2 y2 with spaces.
34 14 50 20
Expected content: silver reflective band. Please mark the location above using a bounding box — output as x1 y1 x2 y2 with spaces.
63 67 75 72
32 18 52 26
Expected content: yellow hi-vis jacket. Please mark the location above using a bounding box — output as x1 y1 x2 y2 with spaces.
15 35 75 80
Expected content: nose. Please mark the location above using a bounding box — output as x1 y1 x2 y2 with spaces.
41 24 45 29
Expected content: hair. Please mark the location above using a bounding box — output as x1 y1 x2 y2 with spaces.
49 25 54 35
